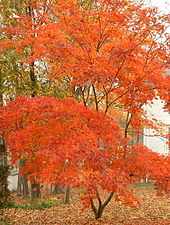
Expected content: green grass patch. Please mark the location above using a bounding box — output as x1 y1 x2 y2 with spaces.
9 199 61 210
77 189 86 195
131 182 154 189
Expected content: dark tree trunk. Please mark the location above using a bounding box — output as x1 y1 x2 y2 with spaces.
90 192 114 219
53 183 64 194
29 61 37 97
29 59 41 198
64 185 71 204
31 180 41 199
18 160 29 198
0 89 10 208
22 173 29 198
0 137 10 208
17 172 22 196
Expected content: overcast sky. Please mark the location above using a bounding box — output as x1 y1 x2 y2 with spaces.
147 0 170 13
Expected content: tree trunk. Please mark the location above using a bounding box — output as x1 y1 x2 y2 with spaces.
0 137 10 208
29 59 41 199
0 89 10 208
31 180 41 199
90 191 114 219
29 61 37 97
17 172 22 196
18 160 29 198
64 185 71 204
22 173 29 198
53 183 64 194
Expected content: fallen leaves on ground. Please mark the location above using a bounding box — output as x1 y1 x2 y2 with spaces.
1 187 170 224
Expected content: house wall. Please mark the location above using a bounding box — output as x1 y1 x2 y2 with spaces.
8 170 18 191
144 98 170 155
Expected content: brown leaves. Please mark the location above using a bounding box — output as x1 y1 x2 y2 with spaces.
1 187 170 224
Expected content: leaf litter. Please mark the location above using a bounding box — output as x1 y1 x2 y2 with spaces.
1 187 170 225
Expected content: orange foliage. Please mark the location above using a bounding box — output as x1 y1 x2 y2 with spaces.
0 96 170 209
1 0 170 217
1 0 169 132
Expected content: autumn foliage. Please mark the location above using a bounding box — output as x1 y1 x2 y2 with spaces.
0 96 170 218
1 0 169 131
0 0 170 219
0 96 125 189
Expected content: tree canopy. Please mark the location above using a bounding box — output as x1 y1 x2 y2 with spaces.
0 0 170 219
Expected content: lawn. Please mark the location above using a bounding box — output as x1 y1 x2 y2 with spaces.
1 184 170 225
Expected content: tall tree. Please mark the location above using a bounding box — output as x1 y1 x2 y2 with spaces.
0 0 70 198
1 0 169 126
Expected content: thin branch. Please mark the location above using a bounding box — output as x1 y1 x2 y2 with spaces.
92 84 98 111
90 199 97 216
97 85 121 104
125 112 133 139
102 192 114 209
107 90 129 109
81 86 86 106
96 191 102 208
96 33 110 52
85 85 91 103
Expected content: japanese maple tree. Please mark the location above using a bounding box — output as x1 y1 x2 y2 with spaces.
0 96 170 219
0 96 130 217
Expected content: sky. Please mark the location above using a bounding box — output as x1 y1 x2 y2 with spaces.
143 1 170 155
145 0 170 33
146 0 170 14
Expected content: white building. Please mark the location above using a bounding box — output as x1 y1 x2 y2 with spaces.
8 169 18 191
144 98 170 156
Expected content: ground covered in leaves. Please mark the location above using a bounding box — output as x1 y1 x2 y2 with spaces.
1 185 170 225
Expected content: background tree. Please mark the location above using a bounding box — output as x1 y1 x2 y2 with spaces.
0 0 72 199
0 77 10 208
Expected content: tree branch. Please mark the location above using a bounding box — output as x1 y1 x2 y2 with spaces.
90 198 97 216
102 191 114 209
92 84 98 111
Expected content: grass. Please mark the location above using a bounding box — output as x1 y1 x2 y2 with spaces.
130 182 154 189
9 199 61 210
